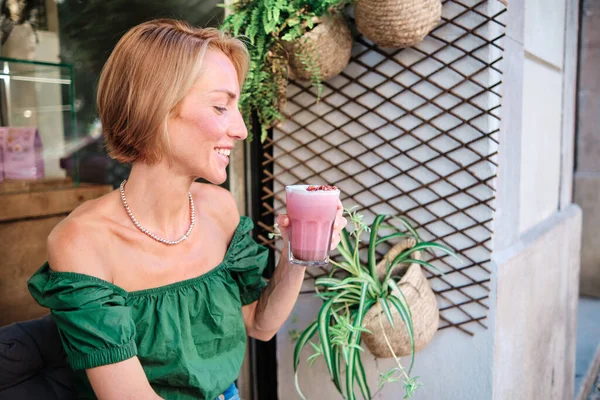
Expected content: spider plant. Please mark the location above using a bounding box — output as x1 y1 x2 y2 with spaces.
293 207 459 399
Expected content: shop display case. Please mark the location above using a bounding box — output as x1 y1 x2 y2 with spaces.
0 56 111 326
0 56 79 190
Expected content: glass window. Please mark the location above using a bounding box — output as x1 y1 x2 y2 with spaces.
0 1 223 189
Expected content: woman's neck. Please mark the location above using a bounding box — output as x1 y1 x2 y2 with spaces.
122 162 196 239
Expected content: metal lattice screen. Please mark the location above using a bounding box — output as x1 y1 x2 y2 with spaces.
253 0 505 336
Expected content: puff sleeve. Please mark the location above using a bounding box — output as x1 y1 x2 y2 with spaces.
225 217 269 306
28 264 137 370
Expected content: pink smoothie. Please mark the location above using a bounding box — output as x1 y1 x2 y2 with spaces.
286 185 340 262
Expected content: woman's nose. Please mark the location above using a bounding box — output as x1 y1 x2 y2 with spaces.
229 110 248 140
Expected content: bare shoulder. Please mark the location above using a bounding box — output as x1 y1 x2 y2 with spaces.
191 182 240 232
47 191 119 281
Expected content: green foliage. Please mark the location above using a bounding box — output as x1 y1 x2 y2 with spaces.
295 38 324 98
294 209 459 399
221 0 351 142
288 328 301 342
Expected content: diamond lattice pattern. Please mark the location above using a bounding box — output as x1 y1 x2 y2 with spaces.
254 0 506 336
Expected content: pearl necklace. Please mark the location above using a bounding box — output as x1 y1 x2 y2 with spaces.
119 180 195 245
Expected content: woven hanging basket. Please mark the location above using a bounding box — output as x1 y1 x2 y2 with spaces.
354 0 442 48
362 237 439 358
285 13 352 81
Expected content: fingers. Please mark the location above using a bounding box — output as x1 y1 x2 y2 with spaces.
334 216 348 231
330 232 341 250
276 214 290 227
330 211 347 250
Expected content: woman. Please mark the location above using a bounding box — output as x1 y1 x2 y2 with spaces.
28 20 347 400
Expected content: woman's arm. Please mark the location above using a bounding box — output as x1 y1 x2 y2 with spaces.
241 240 306 341
86 358 163 400
242 203 346 341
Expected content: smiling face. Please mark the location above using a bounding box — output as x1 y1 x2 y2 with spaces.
165 49 248 184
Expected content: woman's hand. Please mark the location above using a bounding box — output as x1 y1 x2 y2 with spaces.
247 200 348 340
275 199 347 251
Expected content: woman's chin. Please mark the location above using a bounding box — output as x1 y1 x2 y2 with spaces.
204 172 227 186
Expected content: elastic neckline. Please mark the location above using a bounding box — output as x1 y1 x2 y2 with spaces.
46 216 252 297
127 262 228 296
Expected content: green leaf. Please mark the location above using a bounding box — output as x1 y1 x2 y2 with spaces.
392 216 422 242
346 283 372 400
375 231 411 246
246 8 261 44
314 291 336 300
348 343 364 352
337 244 356 267
412 242 460 259
390 242 460 273
315 277 343 287
378 225 400 230
260 125 268 143
330 285 363 295
368 215 387 281
378 367 402 389
403 376 423 398
347 325 372 335
332 292 362 304
281 31 295 41
402 258 445 276
389 280 413 322
331 343 344 397
294 373 306 400
318 294 343 392
338 276 381 298
293 321 318 400
293 321 318 372
307 341 323 367
387 290 415 373
355 349 372 400
380 298 395 329
336 279 366 290
328 259 359 276
344 275 376 287
340 228 355 254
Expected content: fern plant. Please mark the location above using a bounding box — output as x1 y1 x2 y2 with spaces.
221 0 352 142
293 208 459 399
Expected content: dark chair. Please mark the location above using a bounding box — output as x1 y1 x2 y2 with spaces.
0 315 75 399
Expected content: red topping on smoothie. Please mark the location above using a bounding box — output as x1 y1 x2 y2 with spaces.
306 185 338 192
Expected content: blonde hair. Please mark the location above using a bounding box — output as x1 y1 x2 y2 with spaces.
97 19 249 164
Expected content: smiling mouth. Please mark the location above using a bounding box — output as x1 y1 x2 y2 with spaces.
215 148 231 157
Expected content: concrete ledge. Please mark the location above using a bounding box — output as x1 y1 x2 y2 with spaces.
493 203 582 266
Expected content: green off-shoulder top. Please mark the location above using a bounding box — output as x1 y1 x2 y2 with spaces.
28 216 268 400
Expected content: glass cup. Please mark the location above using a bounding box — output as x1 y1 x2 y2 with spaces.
285 185 340 266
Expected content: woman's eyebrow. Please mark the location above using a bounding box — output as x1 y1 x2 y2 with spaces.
209 89 237 99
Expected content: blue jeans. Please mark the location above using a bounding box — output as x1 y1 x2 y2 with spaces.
216 383 239 400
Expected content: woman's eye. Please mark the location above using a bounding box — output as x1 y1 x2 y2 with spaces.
214 106 227 113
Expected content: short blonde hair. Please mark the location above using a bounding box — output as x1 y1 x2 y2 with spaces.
97 19 249 164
